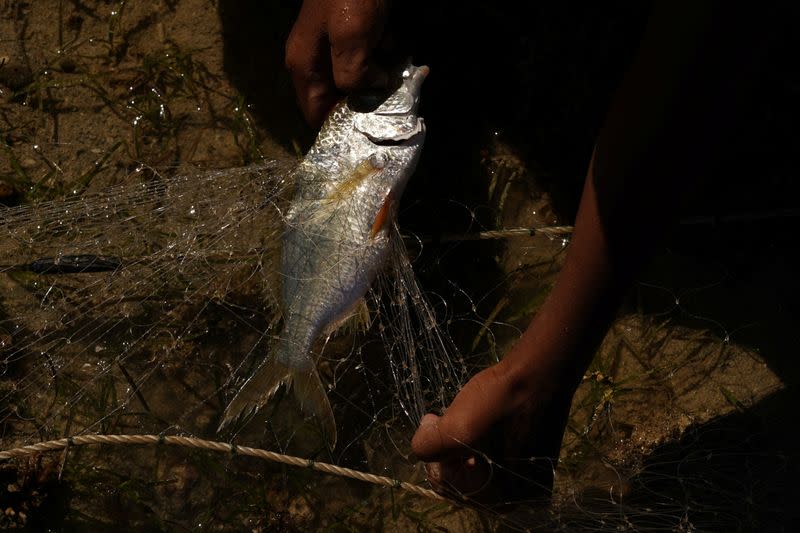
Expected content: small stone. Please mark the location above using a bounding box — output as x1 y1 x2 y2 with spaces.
0 56 33 90
59 57 76 73
66 14 83 33
0 180 16 200
4 507 14 516
0 333 12 348
6 483 18 493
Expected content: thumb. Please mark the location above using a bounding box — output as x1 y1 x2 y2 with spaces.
412 412 475 462
327 1 390 92
411 413 444 461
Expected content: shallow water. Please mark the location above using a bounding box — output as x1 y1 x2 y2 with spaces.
1 1 799 531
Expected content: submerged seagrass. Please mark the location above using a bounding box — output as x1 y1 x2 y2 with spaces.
220 65 430 445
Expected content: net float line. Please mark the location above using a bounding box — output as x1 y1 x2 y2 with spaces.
0 433 446 502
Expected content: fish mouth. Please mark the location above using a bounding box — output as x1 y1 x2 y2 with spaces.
402 65 429 98
373 138 412 147
348 64 429 115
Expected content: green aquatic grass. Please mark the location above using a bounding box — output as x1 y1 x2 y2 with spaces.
3 2 787 531
0 3 265 206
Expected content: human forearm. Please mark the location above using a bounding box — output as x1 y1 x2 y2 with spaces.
499 156 626 398
502 1 764 397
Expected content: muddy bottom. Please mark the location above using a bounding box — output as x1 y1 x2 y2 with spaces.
1 2 798 531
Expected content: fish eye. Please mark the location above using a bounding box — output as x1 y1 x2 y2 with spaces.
370 153 388 169
402 69 411 79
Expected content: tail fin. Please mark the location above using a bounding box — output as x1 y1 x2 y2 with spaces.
218 352 337 447
292 366 337 447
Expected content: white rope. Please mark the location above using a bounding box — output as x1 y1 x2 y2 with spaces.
0 434 446 501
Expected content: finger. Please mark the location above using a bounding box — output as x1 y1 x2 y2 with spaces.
411 413 475 462
285 1 340 126
297 79 339 128
328 0 390 91
411 414 445 461
424 457 494 499
412 366 513 461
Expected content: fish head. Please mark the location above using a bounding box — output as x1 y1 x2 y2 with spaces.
347 64 429 206
348 64 428 142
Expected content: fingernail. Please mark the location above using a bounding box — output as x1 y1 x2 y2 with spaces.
419 413 440 427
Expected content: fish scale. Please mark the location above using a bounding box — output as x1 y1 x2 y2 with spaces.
220 65 429 446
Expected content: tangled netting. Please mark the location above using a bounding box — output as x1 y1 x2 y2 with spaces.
1 1 795 528
0 163 500 528
0 161 475 441
0 160 791 532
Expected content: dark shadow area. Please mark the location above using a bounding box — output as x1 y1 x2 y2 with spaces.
400 2 649 226
216 2 651 324
570 387 800 532
216 4 798 529
637 217 800 388
0 459 70 530
407 5 800 530
609 8 800 529
217 0 312 151
627 2 800 387
397 2 651 325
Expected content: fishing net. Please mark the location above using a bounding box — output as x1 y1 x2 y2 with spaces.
1 1 796 531
0 159 476 524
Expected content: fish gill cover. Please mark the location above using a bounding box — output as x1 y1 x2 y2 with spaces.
0 1 797 531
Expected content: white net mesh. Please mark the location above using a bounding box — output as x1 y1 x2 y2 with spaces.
0 1 795 531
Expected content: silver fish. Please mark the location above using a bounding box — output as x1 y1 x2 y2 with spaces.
220 65 429 445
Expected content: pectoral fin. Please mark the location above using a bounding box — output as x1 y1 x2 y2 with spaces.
326 153 386 203
370 190 394 239
306 154 387 227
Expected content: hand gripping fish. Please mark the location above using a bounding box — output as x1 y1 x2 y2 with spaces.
219 65 429 446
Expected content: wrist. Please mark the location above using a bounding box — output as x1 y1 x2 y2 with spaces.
498 317 587 406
